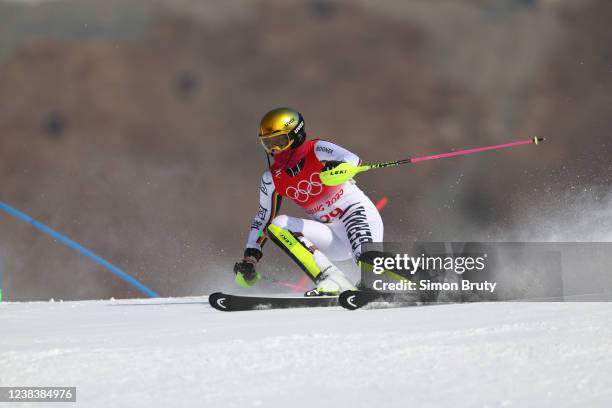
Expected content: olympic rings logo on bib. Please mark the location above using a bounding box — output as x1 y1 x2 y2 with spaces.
285 173 324 203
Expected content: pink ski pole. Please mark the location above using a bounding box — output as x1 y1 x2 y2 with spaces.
320 137 546 186
375 136 545 168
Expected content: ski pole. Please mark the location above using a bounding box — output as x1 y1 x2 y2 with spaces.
320 136 546 186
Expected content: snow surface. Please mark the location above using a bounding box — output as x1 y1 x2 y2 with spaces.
1 297 612 407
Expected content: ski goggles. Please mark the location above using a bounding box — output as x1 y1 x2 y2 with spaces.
259 132 294 153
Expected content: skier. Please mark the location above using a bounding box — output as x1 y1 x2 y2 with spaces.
234 108 384 296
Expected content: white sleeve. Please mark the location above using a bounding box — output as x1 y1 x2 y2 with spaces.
245 170 278 251
314 140 360 166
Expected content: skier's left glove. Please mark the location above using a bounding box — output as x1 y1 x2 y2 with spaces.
233 248 262 288
322 160 344 172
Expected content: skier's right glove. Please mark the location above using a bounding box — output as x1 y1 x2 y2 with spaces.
233 248 263 288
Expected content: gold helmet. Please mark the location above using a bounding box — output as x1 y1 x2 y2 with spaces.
258 107 306 154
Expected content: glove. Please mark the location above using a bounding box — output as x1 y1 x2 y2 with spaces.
322 160 344 172
233 248 262 287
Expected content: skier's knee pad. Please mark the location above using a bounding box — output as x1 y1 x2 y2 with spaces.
270 214 290 229
266 223 321 282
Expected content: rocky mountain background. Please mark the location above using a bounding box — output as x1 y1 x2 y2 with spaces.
1 0 610 300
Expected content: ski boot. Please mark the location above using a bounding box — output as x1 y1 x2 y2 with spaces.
304 265 356 297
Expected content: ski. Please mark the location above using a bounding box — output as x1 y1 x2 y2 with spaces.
339 290 419 310
208 292 338 312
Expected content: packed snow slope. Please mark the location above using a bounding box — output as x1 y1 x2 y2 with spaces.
1 297 612 408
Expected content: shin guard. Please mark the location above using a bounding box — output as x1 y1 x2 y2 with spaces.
266 224 322 282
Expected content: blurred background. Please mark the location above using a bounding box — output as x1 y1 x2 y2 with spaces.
1 0 610 301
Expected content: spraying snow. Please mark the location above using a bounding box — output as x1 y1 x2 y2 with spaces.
515 189 612 242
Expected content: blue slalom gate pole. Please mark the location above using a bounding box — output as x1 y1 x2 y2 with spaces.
0 202 161 298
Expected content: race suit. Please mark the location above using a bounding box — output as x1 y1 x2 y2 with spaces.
245 139 383 263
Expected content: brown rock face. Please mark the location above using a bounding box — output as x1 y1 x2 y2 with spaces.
0 0 610 300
